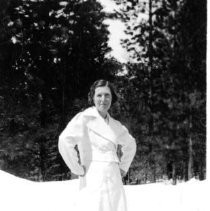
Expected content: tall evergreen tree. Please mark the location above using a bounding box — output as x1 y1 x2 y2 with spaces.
114 0 206 182
0 0 114 180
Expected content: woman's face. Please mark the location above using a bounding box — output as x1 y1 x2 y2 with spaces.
93 86 112 118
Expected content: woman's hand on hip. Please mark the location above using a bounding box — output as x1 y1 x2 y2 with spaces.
120 169 126 177
79 165 86 177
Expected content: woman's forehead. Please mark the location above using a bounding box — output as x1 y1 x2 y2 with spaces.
94 86 111 94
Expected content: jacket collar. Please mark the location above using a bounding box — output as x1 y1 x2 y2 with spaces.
83 106 103 118
83 107 124 144
83 106 110 119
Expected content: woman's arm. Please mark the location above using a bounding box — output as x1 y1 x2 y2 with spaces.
118 126 137 174
58 113 86 176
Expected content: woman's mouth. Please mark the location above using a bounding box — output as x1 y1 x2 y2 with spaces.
100 104 108 107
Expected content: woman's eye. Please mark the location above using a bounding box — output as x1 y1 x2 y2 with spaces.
96 93 111 98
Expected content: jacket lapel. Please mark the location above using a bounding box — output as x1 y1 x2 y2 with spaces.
83 107 124 145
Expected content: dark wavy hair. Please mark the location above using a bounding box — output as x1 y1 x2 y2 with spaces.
88 79 118 106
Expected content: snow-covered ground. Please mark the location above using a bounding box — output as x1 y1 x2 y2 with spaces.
0 170 208 211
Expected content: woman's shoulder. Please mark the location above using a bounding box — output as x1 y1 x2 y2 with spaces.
109 116 128 133
110 116 122 126
110 118 135 140
80 107 98 118
70 107 97 123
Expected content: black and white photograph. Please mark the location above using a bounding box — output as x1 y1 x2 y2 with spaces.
0 0 208 210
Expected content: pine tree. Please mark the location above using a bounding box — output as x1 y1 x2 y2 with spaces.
114 0 206 182
0 0 114 180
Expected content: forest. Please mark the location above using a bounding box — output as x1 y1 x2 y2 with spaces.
0 0 206 184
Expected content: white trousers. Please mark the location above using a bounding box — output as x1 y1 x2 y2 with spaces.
75 161 127 211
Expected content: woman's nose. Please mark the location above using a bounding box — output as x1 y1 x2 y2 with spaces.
101 95 105 101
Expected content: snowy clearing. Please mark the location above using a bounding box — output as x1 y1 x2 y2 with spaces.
0 170 208 211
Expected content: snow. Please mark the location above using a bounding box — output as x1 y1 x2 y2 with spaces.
0 170 208 211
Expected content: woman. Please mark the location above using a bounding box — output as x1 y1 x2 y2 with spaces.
58 79 136 211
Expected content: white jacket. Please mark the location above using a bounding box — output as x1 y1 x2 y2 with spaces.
58 106 136 176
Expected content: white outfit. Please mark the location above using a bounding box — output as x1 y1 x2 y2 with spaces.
58 106 136 211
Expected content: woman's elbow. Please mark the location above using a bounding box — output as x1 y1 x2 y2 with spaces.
58 134 65 154
132 138 137 154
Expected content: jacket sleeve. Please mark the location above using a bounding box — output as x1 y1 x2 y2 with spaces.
117 126 136 174
58 112 86 176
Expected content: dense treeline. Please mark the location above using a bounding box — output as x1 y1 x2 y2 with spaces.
0 0 117 181
113 0 206 183
0 0 206 183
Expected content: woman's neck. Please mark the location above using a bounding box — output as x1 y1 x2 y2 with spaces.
98 110 108 119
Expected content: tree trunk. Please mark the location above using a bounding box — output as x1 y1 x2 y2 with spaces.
153 162 156 182
61 63 66 128
188 114 193 180
172 162 176 185
188 136 193 179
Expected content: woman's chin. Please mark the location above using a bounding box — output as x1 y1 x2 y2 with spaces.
97 108 109 117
